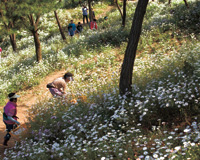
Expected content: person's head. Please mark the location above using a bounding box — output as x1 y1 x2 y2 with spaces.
63 72 74 82
71 20 73 24
8 93 20 103
93 19 96 22
69 26 73 30
78 22 81 25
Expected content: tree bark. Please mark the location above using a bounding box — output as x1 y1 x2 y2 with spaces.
115 0 123 19
122 0 127 27
183 0 189 8
88 0 92 22
9 33 17 52
54 11 66 40
29 14 42 62
119 0 149 96
9 21 17 52
32 30 42 62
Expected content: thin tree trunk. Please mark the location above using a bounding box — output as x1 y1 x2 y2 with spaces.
168 0 171 5
115 0 123 19
119 0 149 96
54 11 66 40
29 14 42 62
9 33 17 52
183 0 189 8
88 0 92 22
122 0 126 27
32 30 42 62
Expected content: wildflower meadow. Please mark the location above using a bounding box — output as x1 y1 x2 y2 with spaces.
0 0 200 159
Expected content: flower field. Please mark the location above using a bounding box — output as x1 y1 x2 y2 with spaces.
0 0 200 159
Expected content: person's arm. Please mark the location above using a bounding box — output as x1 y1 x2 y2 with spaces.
95 22 97 29
6 108 20 125
90 22 92 29
7 116 20 125
62 83 67 94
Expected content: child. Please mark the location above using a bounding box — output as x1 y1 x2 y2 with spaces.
90 19 97 30
68 26 74 37
76 22 83 33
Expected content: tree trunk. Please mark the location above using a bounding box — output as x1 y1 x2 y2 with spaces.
88 0 92 22
183 0 189 8
119 0 149 96
122 0 127 27
9 33 17 52
29 14 42 62
32 30 42 62
54 11 66 40
115 0 123 19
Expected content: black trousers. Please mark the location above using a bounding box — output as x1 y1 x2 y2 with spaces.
83 15 88 24
4 121 16 141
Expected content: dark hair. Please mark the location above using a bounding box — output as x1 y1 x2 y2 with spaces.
64 72 74 79
93 19 96 22
78 22 81 24
8 93 16 102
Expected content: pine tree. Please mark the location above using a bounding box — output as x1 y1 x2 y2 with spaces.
0 0 20 52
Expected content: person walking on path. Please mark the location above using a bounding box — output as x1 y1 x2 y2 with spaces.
82 5 88 24
47 72 74 97
3 93 20 146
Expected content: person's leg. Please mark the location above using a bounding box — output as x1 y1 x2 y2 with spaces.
83 15 85 24
49 88 63 97
86 15 88 23
3 122 14 146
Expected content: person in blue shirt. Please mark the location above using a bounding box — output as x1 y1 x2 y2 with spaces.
68 20 76 34
68 26 74 37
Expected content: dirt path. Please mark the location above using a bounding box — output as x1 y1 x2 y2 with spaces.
0 69 66 157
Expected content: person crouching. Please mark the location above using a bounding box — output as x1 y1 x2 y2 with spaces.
47 72 74 97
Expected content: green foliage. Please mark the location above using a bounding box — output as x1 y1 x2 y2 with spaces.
172 1 200 34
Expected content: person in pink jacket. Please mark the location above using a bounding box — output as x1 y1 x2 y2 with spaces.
3 93 20 146
90 19 97 30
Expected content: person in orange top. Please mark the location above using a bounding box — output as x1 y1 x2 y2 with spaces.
90 19 97 30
